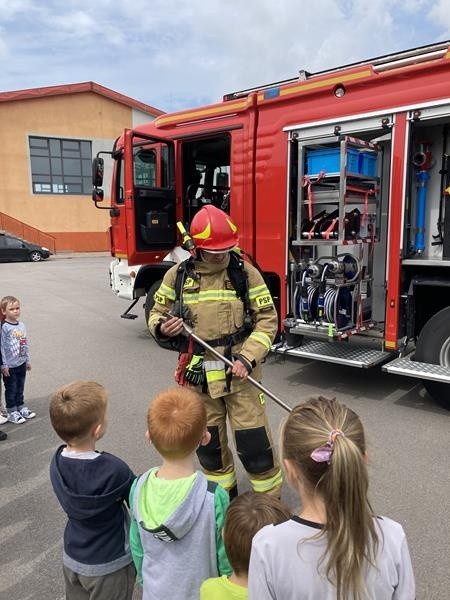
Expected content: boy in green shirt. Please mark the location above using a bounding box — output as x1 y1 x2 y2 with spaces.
129 387 231 600
200 492 291 599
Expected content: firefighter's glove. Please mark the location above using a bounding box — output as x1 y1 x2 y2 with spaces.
184 354 205 386
175 352 191 386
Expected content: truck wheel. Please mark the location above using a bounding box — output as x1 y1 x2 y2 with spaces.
414 306 450 410
144 280 174 351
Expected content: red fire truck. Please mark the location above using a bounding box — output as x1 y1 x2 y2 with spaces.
93 41 450 410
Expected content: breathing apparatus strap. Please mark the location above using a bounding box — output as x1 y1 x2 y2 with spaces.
173 257 196 324
228 251 253 330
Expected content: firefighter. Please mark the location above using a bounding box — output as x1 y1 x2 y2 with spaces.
148 205 282 498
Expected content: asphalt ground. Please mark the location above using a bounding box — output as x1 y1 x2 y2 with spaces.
0 255 449 599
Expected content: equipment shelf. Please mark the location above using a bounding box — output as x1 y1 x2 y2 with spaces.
283 319 376 340
310 188 379 205
295 135 382 245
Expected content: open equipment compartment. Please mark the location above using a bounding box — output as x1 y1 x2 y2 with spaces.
287 132 384 341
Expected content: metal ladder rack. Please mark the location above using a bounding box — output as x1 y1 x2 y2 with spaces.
294 135 381 246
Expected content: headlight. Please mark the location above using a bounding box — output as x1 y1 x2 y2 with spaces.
41 247 50 251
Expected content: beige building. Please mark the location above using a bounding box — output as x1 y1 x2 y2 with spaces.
0 82 163 252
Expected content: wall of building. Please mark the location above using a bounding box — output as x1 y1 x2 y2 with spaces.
132 107 154 127
0 92 153 251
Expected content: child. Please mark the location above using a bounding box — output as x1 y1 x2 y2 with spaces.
49 381 136 600
0 378 7 425
200 492 291 599
129 387 231 600
0 302 6 439
248 396 416 600
0 383 6 438
1 295 35 424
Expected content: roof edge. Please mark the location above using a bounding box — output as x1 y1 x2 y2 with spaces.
0 81 164 116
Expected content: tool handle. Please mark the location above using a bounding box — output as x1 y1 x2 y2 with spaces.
182 323 292 413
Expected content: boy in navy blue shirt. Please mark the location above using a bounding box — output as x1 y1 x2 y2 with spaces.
49 380 136 600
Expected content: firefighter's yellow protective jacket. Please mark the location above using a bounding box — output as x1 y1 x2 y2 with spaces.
148 254 278 398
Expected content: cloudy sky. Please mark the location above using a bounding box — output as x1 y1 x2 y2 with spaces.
1 0 450 113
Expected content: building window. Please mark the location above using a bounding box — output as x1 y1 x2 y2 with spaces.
29 136 92 195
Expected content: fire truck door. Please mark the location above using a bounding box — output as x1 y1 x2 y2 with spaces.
123 129 175 266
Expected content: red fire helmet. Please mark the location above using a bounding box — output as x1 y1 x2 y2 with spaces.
190 205 239 251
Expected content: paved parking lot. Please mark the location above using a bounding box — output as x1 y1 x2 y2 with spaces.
0 255 449 599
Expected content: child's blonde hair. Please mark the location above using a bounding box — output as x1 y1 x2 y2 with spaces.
282 396 378 600
223 491 291 576
49 381 107 443
148 387 206 459
1 295 19 313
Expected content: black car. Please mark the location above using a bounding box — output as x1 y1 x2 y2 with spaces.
0 233 52 262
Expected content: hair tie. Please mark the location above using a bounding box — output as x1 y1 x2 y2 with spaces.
310 429 344 464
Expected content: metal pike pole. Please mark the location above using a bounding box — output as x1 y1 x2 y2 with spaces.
182 322 292 413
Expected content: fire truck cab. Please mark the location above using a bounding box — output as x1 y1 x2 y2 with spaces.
93 41 450 410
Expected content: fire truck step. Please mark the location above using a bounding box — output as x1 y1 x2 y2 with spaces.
272 339 391 368
382 355 450 383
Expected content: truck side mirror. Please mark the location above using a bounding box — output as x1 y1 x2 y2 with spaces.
92 188 104 203
92 157 104 187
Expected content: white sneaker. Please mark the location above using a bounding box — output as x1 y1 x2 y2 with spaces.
8 411 26 424
0 414 8 425
19 406 36 420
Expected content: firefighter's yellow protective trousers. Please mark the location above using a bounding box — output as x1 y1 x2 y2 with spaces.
196 381 282 496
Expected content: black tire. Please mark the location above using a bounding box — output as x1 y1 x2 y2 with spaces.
144 281 174 351
414 306 450 410
30 251 42 262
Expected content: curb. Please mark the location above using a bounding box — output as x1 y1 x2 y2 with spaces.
52 252 111 260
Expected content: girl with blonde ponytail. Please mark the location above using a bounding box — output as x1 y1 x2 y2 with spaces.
248 397 415 599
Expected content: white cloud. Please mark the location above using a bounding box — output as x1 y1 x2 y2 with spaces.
0 0 35 20
46 10 97 36
0 0 448 110
428 0 450 36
